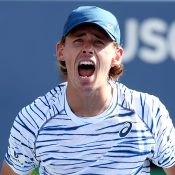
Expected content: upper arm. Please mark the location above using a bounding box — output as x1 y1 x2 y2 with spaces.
4 106 39 174
149 97 175 168
164 164 175 175
1 161 19 175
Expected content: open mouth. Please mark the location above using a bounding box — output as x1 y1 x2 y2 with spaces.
78 61 95 77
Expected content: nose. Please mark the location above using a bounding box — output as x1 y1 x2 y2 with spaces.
82 41 94 55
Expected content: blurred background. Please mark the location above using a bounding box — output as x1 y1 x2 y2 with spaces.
0 1 174 174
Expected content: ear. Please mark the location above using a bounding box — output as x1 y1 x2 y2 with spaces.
111 46 124 66
56 42 65 61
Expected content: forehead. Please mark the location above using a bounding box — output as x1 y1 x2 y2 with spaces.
67 23 111 39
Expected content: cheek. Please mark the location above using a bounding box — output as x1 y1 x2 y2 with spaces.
62 48 74 63
64 58 73 71
63 53 76 73
98 56 112 75
99 50 114 67
64 45 79 59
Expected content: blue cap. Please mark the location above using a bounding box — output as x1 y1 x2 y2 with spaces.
62 6 120 44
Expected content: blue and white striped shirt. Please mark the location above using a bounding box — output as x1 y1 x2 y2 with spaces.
5 81 175 175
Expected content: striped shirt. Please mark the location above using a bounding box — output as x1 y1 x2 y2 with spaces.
5 81 175 175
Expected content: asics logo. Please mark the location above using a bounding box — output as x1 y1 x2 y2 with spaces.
119 121 132 137
14 151 19 158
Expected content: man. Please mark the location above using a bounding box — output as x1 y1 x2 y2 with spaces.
1 6 175 175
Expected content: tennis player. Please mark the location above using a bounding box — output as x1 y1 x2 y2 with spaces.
1 6 175 175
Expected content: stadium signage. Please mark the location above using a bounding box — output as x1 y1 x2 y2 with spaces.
123 18 175 64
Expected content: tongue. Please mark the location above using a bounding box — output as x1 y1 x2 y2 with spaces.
79 68 94 77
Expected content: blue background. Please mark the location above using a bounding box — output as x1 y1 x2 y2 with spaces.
0 1 175 170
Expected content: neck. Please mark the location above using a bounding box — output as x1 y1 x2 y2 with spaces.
66 82 113 117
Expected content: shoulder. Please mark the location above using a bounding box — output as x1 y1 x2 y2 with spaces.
32 82 67 116
116 81 168 134
116 81 159 110
15 82 67 137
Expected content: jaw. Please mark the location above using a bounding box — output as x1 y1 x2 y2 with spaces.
76 71 108 94
67 59 109 94
77 72 96 90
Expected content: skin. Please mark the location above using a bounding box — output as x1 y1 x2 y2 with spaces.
57 24 123 117
1 161 18 175
164 166 175 175
1 24 175 174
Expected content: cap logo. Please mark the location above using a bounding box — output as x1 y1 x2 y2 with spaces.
107 24 113 29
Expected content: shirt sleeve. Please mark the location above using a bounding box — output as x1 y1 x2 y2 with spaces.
5 107 39 175
117 83 175 168
151 96 175 168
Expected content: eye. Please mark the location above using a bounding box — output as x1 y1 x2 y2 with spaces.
94 39 105 47
73 38 83 46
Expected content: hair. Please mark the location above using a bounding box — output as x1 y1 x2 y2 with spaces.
57 36 124 81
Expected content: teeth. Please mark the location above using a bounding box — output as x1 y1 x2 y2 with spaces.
79 61 94 66
80 76 88 78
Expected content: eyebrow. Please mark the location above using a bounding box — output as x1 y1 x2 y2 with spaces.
71 31 108 40
73 32 86 37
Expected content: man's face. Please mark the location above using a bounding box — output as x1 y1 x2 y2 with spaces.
57 24 122 92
